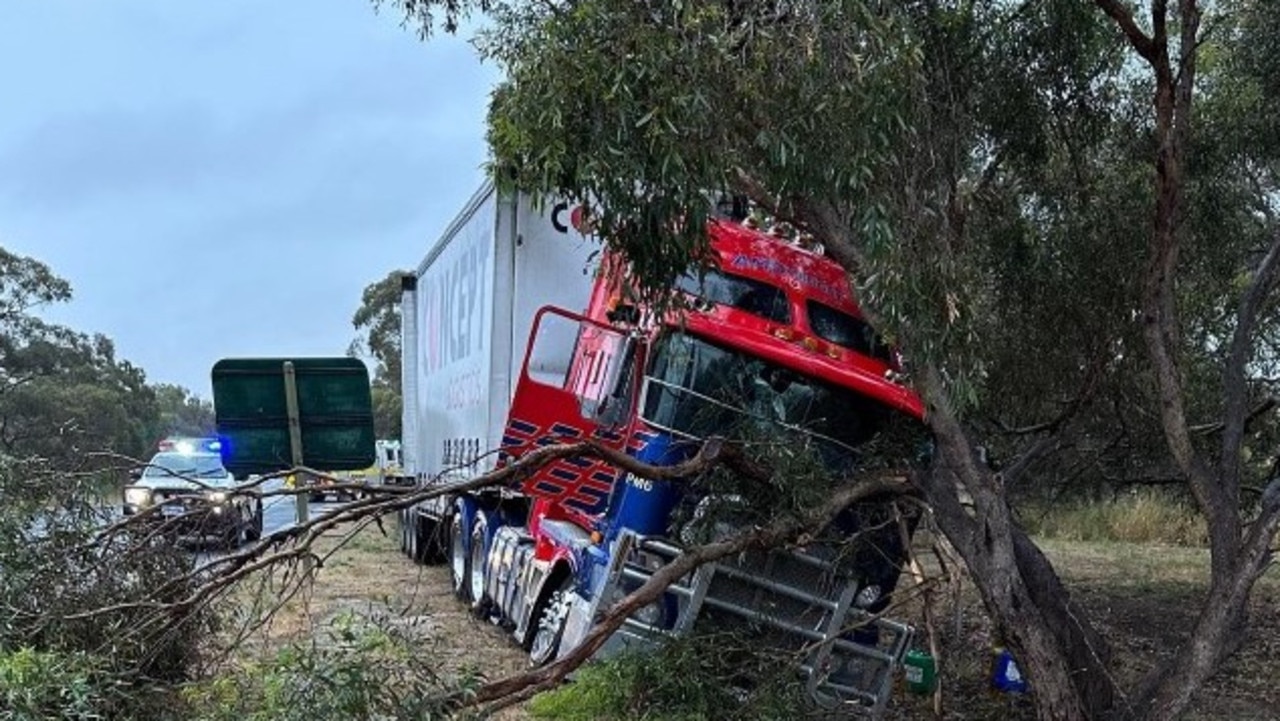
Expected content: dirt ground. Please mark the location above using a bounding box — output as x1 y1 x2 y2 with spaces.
234 520 1280 720
886 539 1280 721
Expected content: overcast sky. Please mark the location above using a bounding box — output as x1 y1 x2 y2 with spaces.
0 1 500 397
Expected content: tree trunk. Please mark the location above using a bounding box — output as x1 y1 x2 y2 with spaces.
1010 528 1124 717
916 367 1102 721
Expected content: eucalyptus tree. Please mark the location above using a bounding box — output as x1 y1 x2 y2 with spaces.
374 1 1280 718
350 269 409 438
0 246 159 466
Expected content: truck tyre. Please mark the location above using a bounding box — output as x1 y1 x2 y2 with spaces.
410 515 438 565
245 500 264 541
406 512 422 564
417 518 445 564
528 576 573 667
449 513 471 601
468 514 491 617
398 510 408 554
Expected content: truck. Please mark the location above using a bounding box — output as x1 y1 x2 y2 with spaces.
332 440 412 493
397 182 929 715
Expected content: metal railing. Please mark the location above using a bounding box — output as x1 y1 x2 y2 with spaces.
599 530 913 717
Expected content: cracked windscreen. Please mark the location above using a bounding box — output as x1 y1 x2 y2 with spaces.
641 331 885 470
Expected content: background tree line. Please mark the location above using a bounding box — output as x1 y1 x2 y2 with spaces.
0 246 215 471
350 269 407 440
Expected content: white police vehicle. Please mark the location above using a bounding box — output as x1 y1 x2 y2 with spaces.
122 438 263 548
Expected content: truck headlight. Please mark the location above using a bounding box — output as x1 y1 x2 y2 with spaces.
207 491 229 504
854 584 882 609
124 487 152 507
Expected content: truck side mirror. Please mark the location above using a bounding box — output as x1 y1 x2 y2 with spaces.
128 467 143 481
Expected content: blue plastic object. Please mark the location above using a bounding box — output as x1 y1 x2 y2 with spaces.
991 647 1029 694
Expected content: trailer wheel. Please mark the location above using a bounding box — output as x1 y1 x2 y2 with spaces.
468 514 491 616
528 577 572 667
449 513 471 601
399 510 410 554
411 515 440 565
420 517 446 564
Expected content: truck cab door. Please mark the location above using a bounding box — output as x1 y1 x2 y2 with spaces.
501 306 639 517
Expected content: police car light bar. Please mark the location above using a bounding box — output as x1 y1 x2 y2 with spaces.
158 437 222 454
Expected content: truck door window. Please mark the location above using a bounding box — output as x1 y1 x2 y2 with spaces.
525 311 635 426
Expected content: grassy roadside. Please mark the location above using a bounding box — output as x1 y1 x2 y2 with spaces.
209 518 1279 720
222 519 530 675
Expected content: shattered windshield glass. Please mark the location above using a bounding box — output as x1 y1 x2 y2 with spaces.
640 332 886 471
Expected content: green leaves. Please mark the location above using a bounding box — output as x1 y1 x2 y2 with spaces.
0 246 163 465
349 270 409 438
477 0 919 299
0 647 111 721
185 611 477 721
391 0 1280 467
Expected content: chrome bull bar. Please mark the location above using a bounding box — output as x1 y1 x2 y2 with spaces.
598 531 912 717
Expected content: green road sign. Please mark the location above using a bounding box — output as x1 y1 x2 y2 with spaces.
211 357 375 477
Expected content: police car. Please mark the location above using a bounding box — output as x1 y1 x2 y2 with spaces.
122 437 264 548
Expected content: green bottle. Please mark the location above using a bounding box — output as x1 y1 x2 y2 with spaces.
902 649 937 695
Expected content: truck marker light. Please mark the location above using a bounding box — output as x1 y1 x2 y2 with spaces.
772 327 796 341
590 530 604 545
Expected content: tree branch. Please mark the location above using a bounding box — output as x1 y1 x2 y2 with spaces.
56 436 777 632
1094 0 1158 62
1221 228 1280 490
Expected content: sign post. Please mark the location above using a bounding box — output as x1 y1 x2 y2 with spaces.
211 357 375 528
282 361 308 525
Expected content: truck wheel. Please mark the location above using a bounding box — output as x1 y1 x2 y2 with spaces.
528 577 572 667
399 510 410 554
244 500 264 541
449 513 471 601
415 517 445 564
410 514 438 565
406 511 421 562
468 515 490 616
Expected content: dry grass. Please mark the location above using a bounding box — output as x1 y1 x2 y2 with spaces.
1018 490 1208 546
214 519 533 718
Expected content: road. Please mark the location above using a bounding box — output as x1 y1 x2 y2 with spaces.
260 488 336 534
193 482 354 567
